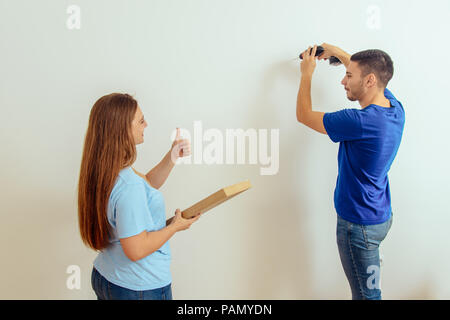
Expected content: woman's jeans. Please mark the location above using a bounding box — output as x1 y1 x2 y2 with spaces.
91 267 173 300
336 213 393 300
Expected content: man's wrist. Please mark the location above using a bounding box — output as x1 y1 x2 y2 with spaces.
301 72 313 80
334 48 351 67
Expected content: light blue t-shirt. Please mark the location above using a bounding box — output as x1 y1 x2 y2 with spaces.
93 166 171 290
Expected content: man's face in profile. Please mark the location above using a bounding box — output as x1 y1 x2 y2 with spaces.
341 61 366 102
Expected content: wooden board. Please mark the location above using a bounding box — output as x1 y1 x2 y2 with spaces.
181 180 251 219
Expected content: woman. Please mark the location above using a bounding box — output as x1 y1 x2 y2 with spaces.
78 93 201 300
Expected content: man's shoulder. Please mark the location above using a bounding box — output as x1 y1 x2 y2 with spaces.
324 108 362 121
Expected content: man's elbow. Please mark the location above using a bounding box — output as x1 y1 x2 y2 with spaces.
296 111 304 124
297 113 307 125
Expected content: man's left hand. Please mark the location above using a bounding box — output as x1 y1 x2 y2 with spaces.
300 45 318 76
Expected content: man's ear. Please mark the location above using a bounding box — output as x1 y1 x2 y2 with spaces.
365 73 377 88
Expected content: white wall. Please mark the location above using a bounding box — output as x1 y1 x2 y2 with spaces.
1 0 449 299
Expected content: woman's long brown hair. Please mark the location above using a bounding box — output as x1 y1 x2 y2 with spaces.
78 93 138 251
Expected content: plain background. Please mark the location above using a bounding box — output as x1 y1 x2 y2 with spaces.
1 0 449 299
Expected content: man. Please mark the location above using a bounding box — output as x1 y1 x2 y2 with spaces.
296 43 405 299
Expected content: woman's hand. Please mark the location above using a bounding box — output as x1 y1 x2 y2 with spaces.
170 128 191 163
169 209 201 232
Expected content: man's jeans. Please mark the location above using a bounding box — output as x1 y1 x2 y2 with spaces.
336 213 393 300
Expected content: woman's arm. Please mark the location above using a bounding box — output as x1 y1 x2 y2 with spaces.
121 225 176 262
145 128 191 189
144 150 176 189
120 209 201 262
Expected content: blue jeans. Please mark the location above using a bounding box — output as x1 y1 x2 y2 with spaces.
336 213 393 300
91 268 173 300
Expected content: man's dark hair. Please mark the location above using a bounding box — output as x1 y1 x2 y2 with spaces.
350 49 394 88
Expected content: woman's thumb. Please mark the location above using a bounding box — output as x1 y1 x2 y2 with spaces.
175 208 182 217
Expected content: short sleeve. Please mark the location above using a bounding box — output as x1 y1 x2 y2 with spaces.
115 183 155 239
323 109 363 143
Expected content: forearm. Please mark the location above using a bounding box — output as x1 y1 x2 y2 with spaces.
137 225 177 260
334 48 351 67
297 74 313 122
146 150 175 189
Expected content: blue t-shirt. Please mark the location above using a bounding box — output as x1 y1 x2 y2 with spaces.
93 166 171 290
323 88 405 225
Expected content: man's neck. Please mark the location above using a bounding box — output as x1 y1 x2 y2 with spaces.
359 89 390 109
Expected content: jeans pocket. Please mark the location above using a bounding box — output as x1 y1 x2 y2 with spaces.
361 226 379 250
363 219 391 248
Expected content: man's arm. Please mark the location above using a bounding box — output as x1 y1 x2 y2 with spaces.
296 45 327 134
297 44 352 134
296 74 326 134
318 43 351 68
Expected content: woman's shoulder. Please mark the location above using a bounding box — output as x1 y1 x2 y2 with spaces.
109 168 146 200
117 167 143 185
111 167 160 201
